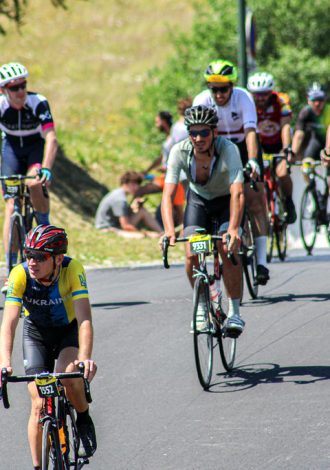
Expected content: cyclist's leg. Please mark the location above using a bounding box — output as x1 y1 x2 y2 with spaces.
23 318 55 467
55 320 96 457
25 140 50 225
1 138 26 279
238 141 269 284
129 207 163 233
182 190 209 287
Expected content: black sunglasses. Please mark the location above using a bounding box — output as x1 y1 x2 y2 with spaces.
6 81 27 92
210 85 231 94
24 250 52 262
189 129 212 138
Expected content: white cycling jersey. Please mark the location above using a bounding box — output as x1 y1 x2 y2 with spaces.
193 87 257 144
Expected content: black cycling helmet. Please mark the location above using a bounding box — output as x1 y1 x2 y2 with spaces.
184 105 218 129
307 82 326 101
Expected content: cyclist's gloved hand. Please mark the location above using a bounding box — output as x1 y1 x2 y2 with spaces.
39 168 53 182
283 146 295 163
246 158 260 177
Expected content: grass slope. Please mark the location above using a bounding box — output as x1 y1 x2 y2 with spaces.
0 0 192 265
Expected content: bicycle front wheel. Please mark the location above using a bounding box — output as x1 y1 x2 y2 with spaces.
242 214 258 299
193 276 213 390
217 273 236 371
42 419 64 470
8 214 25 272
275 197 287 261
64 404 80 468
300 187 317 255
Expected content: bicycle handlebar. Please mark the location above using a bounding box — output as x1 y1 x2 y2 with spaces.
243 166 259 192
162 234 237 269
0 362 92 409
0 174 38 181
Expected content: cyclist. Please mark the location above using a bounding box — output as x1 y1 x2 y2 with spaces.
292 83 330 161
193 60 269 285
0 62 58 293
0 225 97 470
161 105 245 336
247 72 296 223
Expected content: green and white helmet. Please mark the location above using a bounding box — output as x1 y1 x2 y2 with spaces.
0 62 29 87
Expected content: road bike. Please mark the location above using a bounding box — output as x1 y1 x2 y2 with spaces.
162 225 240 390
263 153 288 262
295 158 330 255
0 174 40 272
0 364 92 469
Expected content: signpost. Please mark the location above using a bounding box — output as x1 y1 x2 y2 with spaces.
237 0 256 87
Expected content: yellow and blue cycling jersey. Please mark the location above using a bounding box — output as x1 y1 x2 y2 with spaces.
5 256 89 328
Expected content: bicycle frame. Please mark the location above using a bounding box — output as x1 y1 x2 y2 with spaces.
0 365 92 469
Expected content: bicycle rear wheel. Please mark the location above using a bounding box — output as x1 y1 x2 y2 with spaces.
242 214 258 299
217 272 236 371
42 419 64 470
300 187 317 255
8 214 25 272
275 197 287 261
193 276 213 390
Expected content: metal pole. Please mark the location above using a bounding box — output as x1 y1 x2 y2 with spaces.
237 0 247 87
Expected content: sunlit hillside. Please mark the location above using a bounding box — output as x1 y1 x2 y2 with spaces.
0 0 194 265
0 0 194 129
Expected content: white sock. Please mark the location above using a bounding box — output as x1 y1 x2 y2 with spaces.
255 236 267 266
228 298 240 318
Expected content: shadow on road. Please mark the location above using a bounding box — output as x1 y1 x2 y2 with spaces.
209 362 330 393
245 292 330 306
91 301 149 310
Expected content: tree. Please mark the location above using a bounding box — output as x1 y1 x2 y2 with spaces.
0 0 66 34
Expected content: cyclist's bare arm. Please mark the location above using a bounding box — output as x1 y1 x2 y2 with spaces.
320 124 330 163
161 182 177 245
245 128 258 159
74 298 96 382
280 116 292 149
292 129 305 157
226 182 244 251
0 305 21 375
135 182 162 197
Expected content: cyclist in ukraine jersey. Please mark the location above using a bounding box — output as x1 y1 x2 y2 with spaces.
247 72 296 224
0 225 97 469
0 62 58 293
193 60 269 286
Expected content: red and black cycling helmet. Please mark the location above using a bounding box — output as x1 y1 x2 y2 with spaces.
25 225 68 254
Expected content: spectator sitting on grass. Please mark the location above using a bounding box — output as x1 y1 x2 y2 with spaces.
95 171 163 239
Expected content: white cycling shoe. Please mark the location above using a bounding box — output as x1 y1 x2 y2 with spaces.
226 314 245 337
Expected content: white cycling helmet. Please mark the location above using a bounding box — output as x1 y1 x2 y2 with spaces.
247 72 275 93
0 62 29 87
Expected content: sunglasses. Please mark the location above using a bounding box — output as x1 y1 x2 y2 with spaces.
189 129 212 138
24 250 52 262
253 91 271 97
210 85 231 94
6 81 27 92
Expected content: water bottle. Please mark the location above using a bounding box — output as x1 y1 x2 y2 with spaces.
209 278 221 313
58 424 67 455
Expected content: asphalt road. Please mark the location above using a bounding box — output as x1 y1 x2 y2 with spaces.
1 250 330 469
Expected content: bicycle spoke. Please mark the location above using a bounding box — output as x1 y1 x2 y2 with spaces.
217 274 237 371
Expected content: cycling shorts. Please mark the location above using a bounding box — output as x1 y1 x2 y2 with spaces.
23 317 79 375
1 137 44 198
154 174 185 206
183 190 231 237
262 142 287 169
236 139 264 180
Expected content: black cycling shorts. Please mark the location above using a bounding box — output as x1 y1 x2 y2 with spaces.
183 190 231 237
23 317 79 375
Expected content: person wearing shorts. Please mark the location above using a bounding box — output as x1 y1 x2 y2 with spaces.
0 62 58 292
161 105 245 337
0 225 97 469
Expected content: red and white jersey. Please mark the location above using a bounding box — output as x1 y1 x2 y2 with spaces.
193 87 257 144
256 91 292 146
